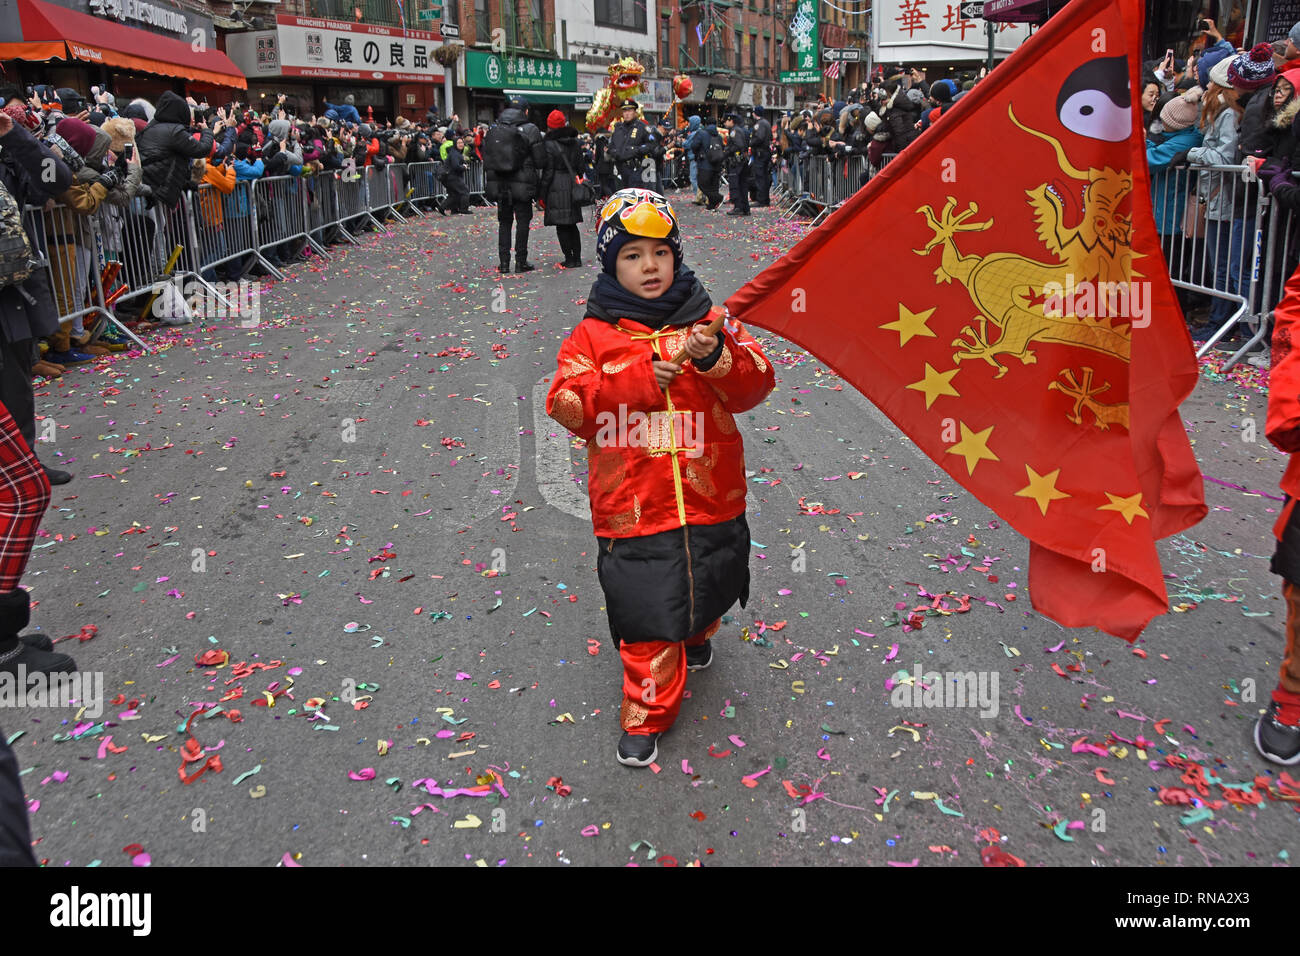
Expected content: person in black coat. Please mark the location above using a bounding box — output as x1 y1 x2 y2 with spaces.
692 121 724 210
750 105 772 206
484 99 545 273
443 136 471 214
723 112 750 216
0 93 75 484
539 111 586 267
609 101 654 188
883 83 923 153
137 91 214 210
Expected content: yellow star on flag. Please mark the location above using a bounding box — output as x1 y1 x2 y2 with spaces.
945 422 999 476
880 303 937 347
1014 465 1070 517
906 363 960 409
1098 491 1148 525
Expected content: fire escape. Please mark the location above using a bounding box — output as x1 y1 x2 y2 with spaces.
678 0 739 74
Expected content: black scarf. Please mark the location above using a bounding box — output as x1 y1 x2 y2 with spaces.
585 267 713 326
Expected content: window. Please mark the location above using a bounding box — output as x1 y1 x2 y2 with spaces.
734 29 742 71
749 33 755 71
762 37 769 77
661 15 671 68
596 0 647 32
475 0 488 42
444 0 459 25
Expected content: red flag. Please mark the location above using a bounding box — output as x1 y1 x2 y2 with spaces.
725 0 1206 640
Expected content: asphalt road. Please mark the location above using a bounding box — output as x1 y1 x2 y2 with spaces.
8 193 1294 868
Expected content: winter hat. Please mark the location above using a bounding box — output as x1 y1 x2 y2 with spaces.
1200 46 1233 88
102 117 136 154
1208 55 1232 89
547 109 566 129
358 123 372 138
688 114 701 129
128 97 155 122
1228 42 1276 89
905 87 925 105
752 104 765 117
1159 86 1202 130
344 94 355 105
931 83 952 103
268 118 291 140
55 117 98 158
863 111 882 133
595 188 682 277
1290 21 1300 48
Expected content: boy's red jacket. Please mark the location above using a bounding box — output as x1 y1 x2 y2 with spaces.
547 306 775 537
1270 268 1300 535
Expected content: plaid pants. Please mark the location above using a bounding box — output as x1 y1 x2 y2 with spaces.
0 402 49 592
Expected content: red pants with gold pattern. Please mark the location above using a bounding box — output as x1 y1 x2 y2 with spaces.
619 620 720 735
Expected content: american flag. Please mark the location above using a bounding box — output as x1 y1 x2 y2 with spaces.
824 60 840 79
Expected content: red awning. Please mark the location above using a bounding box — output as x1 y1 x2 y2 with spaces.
14 0 248 89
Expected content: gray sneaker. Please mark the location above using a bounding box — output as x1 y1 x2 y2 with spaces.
686 639 713 671
1254 700 1300 765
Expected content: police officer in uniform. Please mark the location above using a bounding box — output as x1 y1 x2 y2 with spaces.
610 100 653 189
723 111 750 216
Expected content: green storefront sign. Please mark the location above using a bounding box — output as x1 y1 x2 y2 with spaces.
464 50 577 92
781 0 819 84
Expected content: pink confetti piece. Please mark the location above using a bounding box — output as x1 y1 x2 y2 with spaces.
156 654 179 668
728 734 746 748
885 643 899 661
816 748 831 761
649 762 661 774
581 825 600 837
1014 705 1033 726
280 852 302 867
1046 641 1065 652
131 853 152 867
887 859 920 867
742 766 772 788
348 768 377 781
1116 710 1146 721
681 760 694 775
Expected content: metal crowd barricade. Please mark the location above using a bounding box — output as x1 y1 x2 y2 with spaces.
364 164 400 222
336 167 382 236
386 164 418 220
780 155 829 221
97 197 236 334
467 160 488 205
404 160 445 211
252 175 331 266
188 180 280 279
661 156 689 190
809 154 867 228
1154 163 1268 368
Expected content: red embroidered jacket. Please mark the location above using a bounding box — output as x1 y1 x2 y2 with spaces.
1271 269 1300 536
546 306 775 538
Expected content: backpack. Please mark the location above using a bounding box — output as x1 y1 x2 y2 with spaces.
0 179 34 291
706 132 724 166
483 123 529 174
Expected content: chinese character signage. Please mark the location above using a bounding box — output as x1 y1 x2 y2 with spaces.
272 14 445 82
464 50 577 92
780 0 820 83
873 0 1030 61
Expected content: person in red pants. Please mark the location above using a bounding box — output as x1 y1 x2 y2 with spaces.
1261 255 1300 762
546 188 774 766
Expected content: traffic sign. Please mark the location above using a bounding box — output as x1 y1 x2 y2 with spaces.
440 22 460 37
959 2 984 18
822 47 862 62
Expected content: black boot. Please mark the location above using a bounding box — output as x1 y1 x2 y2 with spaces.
0 589 73 674
498 258 511 274
515 260 536 273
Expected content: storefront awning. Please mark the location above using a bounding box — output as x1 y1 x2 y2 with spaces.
982 0 1054 24
12 0 248 89
502 89 585 101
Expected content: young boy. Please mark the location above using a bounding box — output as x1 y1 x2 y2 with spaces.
546 188 775 766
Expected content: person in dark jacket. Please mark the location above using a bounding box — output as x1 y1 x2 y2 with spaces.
693 121 724 210
539 111 585 268
443 136 471 215
750 105 772 206
593 134 618 199
609 101 654 189
723 112 750 216
137 90 214 210
0 90 75 484
884 83 923 153
484 99 545 273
